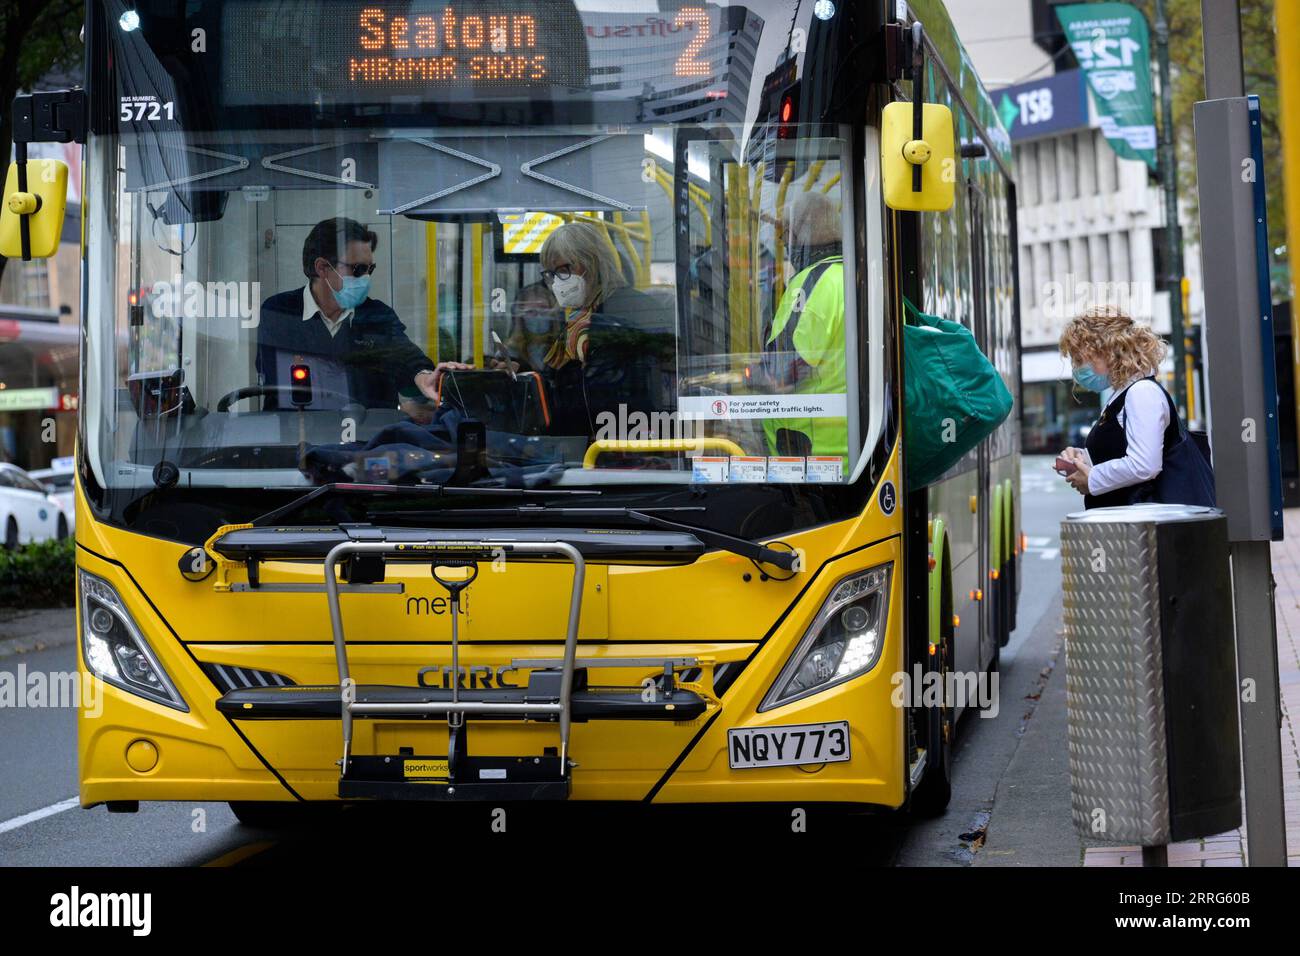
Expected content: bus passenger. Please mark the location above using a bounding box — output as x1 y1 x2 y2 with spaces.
536 222 674 438
256 217 456 410
761 191 848 463
1056 306 1212 506
504 280 561 373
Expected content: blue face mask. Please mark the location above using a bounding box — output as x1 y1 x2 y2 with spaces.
1072 363 1111 392
329 264 371 310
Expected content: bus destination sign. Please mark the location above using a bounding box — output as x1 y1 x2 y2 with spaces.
218 1 728 105
350 6 548 84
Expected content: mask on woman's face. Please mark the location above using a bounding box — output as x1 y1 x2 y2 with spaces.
550 273 587 309
518 308 557 335
1072 362 1111 392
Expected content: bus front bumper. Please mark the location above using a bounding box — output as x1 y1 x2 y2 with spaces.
76 538 906 809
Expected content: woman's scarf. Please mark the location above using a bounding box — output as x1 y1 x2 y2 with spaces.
543 304 594 369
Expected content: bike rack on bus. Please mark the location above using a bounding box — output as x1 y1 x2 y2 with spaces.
323 539 585 778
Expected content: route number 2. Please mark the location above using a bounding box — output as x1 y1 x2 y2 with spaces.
674 7 712 78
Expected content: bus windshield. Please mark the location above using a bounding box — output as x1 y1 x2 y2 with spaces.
84 1 879 516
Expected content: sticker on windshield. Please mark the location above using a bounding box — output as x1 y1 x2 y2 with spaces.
729 456 767 483
119 95 175 123
806 457 845 483
499 211 596 254
691 456 729 483
678 394 849 421
766 457 805 483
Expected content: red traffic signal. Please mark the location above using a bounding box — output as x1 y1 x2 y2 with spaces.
289 363 313 406
777 86 798 140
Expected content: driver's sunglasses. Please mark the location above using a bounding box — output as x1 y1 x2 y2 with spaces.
540 264 573 283
335 261 377 278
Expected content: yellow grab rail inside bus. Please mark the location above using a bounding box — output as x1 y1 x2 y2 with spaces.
774 164 794 300
611 211 647 288
654 168 713 246
470 222 484 367
424 221 438 362
583 437 746 469
802 159 825 191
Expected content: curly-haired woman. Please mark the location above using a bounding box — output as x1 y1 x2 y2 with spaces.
1057 306 1180 507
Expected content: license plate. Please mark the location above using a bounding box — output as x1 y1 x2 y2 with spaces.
727 721 851 770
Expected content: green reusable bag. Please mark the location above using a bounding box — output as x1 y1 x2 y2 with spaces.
902 297 1013 490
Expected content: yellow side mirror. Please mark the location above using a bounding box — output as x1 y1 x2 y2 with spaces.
881 101 956 212
0 159 69 259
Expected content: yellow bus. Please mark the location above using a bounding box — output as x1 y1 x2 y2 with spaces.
7 0 1020 823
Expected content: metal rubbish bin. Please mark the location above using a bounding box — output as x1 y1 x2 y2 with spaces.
1061 504 1241 848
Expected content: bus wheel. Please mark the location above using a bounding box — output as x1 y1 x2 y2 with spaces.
57 516 69 541
228 801 338 829
911 604 954 817
3 518 17 550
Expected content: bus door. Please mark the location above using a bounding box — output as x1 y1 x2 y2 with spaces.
967 180 994 669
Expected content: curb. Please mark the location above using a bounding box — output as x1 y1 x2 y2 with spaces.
0 608 76 659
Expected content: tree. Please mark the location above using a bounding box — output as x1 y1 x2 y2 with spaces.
0 0 83 285
1131 0 1288 300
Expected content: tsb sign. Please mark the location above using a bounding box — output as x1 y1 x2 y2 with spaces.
1014 87 1054 127
995 69 1089 142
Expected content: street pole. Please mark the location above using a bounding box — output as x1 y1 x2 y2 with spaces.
1197 0 1288 868
1278 1 1300 452
1154 0 1188 420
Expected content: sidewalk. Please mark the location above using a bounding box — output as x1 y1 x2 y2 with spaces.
1082 511 1300 867
0 608 76 659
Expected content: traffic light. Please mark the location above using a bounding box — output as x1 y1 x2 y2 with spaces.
777 85 798 140
289 363 313 407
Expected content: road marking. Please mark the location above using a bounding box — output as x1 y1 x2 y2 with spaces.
1024 536 1060 560
1021 480 1062 493
203 840 276 868
0 796 79 835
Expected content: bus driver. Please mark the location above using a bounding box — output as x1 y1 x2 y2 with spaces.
761 191 848 465
255 217 460 410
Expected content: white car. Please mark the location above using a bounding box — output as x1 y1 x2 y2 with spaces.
27 463 76 532
0 462 71 547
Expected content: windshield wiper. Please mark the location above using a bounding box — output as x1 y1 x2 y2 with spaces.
250 483 601 528
373 504 798 572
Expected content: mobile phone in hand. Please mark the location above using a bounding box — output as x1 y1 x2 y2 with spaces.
1054 455 1078 476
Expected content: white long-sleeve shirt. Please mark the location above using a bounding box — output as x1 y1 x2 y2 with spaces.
1084 376 1170 496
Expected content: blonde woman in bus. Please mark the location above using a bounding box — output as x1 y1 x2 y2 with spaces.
1056 306 1187 507
536 221 674 438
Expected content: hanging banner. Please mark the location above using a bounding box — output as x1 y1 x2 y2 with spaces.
1055 2 1158 170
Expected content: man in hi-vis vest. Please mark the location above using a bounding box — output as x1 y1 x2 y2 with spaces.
761 191 848 471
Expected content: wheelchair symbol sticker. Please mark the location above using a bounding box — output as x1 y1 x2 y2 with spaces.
879 481 896 516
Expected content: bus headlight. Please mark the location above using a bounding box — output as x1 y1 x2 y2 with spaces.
79 570 187 712
761 564 891 711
